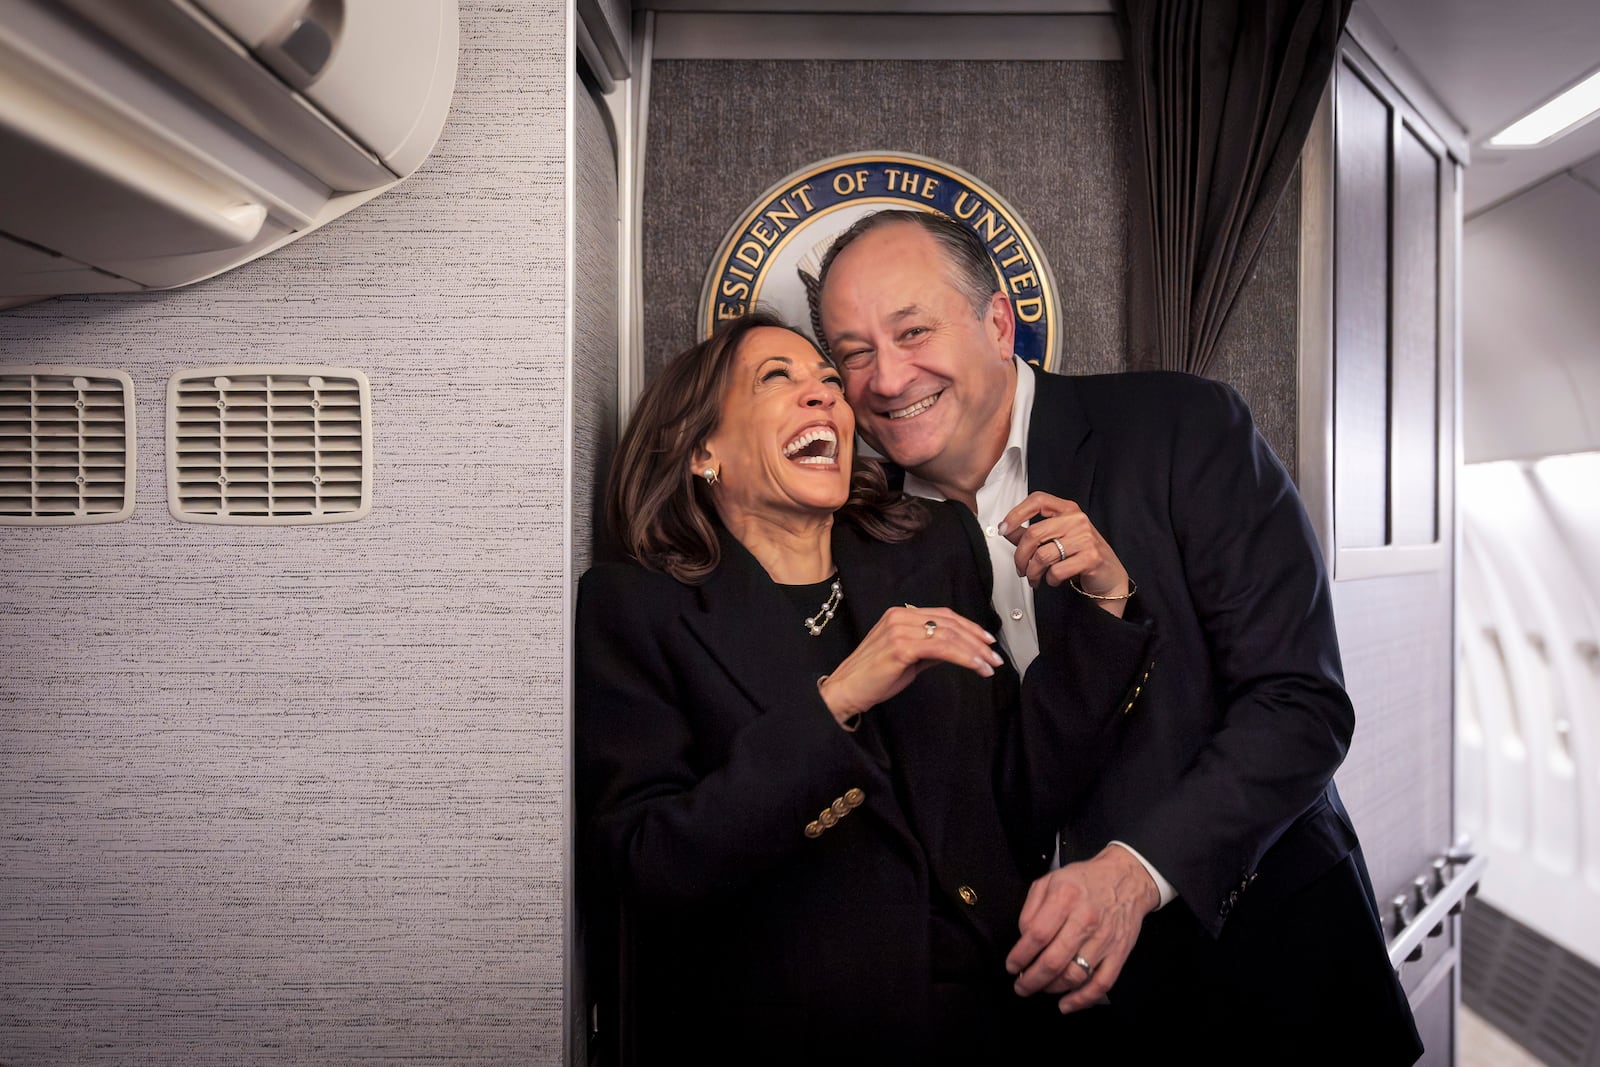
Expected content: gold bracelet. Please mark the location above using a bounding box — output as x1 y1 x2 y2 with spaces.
1069 577 1137 601
818 675 861 732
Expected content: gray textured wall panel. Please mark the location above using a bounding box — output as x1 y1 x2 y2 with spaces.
1208 176 1301 476
1332 568 1456 912
0 3 569 1063
569 80 618 1066
575 85 620 576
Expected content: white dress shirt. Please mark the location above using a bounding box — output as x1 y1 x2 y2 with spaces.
904 360 1177 907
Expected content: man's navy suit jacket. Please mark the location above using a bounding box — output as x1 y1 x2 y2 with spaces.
1018 368 1420 1058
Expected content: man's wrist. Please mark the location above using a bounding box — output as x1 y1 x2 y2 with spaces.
1107 841 1177 911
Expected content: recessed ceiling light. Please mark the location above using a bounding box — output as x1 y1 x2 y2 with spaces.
1488 68 1600 148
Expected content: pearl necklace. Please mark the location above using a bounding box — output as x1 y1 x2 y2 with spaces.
804 578 844 637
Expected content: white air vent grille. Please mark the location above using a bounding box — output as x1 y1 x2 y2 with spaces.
0 367 136 525
167 366 372 525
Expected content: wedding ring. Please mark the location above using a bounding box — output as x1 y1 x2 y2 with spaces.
924 620 938 639
1071 954 1094 977
1046 537 1068 563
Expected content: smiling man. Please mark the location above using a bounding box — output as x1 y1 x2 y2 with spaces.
815 209 1422 1062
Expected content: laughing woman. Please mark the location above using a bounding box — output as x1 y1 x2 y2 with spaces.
576 312 1151 1066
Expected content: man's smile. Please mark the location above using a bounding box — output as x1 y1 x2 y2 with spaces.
887 391 943 420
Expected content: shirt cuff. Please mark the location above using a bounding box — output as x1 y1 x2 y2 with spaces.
1110 840 1177 909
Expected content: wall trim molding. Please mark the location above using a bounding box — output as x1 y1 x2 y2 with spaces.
641 0 1112 9
1298 76 1336 568
652 13 1121 61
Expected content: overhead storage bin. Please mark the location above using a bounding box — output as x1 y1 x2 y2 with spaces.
0 0 458 305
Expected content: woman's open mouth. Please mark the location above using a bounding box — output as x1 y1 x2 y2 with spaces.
783 426 839 466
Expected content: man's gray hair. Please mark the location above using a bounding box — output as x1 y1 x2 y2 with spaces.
815 209 1001 323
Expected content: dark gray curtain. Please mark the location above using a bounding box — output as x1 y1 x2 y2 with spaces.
1118 0 1351 374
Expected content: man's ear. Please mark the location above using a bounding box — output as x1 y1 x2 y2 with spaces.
985 289 1017 361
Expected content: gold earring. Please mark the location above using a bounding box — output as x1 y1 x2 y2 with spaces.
702 468 718 487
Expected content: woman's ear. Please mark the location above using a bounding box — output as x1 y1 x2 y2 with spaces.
690 443 717 484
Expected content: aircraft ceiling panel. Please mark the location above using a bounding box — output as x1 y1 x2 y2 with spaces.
1361 0 1600 214
1463 174 1600 461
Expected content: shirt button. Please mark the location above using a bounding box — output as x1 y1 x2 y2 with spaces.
1010 609 1024 621
984 525 998 537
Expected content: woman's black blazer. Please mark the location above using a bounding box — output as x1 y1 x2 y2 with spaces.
575 500 1151 1065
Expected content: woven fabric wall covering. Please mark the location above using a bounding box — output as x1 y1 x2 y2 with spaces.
0 366 136 525
167 366 372 525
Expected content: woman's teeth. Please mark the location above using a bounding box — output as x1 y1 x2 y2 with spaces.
783 427 838 463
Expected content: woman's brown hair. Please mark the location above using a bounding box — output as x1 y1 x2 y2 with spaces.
606 310 928 583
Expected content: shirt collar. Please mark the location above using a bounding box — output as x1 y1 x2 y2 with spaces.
1008 357 1036 464
903 358 1035 501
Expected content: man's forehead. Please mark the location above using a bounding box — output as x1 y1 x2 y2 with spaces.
819 222 953 334
825 299 921 336
835 220 933 266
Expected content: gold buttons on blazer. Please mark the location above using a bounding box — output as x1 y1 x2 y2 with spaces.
958 885 979 906
1123 660 1156 714
803 788 867 839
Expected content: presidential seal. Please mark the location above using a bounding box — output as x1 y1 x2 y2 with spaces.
699 152 1061 370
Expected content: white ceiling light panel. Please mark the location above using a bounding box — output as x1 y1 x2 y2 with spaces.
1488 67 1600 148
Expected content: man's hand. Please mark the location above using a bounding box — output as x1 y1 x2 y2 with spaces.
998 492 1131 617
1005 844 1160 1012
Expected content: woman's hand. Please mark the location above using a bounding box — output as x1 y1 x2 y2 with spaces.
818 606 1005 726
999 492 1132 618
